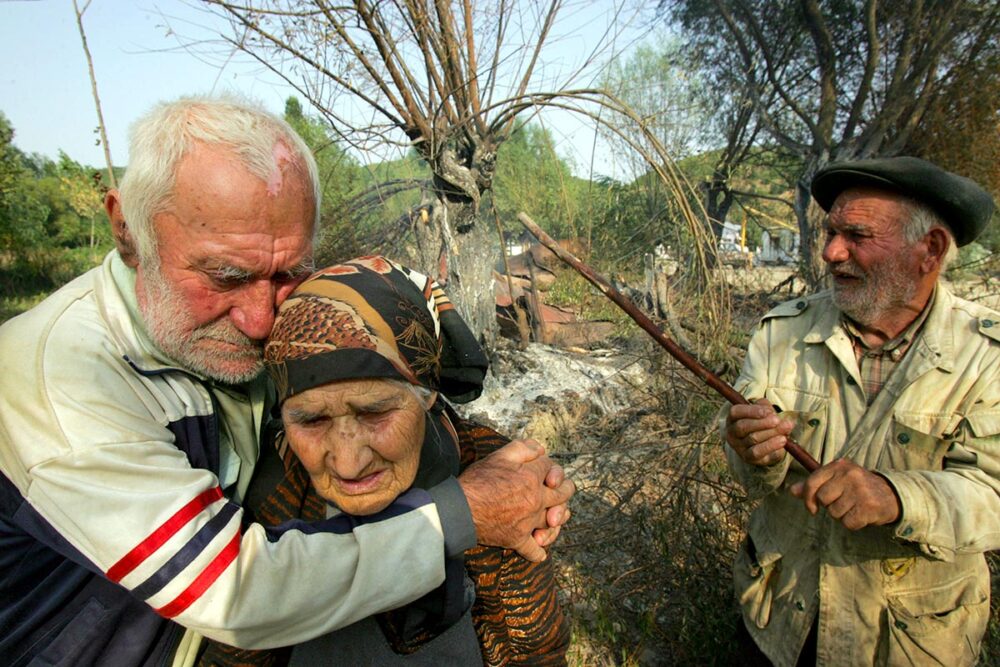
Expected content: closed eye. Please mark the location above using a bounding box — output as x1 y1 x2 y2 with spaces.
207 266 254 288
274 260 316 286
285 408 329 427
357 408 394 423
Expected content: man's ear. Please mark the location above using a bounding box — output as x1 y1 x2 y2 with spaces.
921 227 950 274
105 190 139 268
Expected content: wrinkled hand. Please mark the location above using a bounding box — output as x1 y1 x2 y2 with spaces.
789 459 901 531
458 439 575 562
532 463 573 549
725 399 795 466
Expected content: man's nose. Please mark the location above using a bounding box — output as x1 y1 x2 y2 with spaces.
229 279 277 340
822 234 848 264
329 421 374 479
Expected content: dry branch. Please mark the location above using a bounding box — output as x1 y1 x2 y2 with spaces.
519 211 820 473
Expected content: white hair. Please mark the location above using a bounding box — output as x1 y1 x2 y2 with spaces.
900 198 958 271
384 378 436 406
118 94 321 264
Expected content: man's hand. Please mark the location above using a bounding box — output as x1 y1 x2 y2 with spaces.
725 399 795 466
458 439 575 562
789 459 901 530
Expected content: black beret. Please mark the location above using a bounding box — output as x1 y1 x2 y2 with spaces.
811 156 995 247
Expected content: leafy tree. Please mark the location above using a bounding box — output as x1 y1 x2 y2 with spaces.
0 113 48 252
492 123 585 241
283 97 366 262
52 152 107 250
284 97 360 216
603 38 708 162
600 35 781 265
1 113 110 293
662 0 1000 283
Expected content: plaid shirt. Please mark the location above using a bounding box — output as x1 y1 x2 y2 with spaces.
842 291 934 404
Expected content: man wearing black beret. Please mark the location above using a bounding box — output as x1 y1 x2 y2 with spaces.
722 156 999 666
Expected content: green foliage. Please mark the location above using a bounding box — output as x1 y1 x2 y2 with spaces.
322 151 430 263
492 123 590 241
283 97 366 263
0 113 47 251
584 175 672 263
0 112 110 311
491 121 699 273
545 269 632 334
283 96 440 264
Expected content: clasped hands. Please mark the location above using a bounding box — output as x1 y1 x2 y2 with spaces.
458 439 574 562
726 399 900 531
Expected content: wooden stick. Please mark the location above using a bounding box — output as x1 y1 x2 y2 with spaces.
517 212 820 473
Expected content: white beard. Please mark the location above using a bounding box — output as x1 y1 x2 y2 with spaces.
137 266 264 384
830 252 917 327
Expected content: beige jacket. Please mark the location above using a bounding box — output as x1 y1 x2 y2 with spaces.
726 286 1000 667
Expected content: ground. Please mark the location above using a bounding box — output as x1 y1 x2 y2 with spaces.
460 340 748 665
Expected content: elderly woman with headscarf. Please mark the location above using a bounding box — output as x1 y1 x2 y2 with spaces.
198 256 569 666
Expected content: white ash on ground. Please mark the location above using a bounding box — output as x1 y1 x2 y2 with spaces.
458 342 656 452
459 340 748 665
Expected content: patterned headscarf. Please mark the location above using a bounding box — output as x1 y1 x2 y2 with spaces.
265 255 489 403
263 256 488 647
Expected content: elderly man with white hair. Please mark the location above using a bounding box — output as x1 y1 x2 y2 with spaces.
0 95 573 666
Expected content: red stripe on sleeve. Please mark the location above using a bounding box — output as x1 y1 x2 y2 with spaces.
106 486 224 583
156 531 241 619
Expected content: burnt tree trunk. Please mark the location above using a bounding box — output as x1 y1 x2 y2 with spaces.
399 173 498 350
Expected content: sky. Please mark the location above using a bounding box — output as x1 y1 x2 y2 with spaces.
0 0 655 179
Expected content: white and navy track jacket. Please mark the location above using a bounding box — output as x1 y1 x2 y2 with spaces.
0 253 475 666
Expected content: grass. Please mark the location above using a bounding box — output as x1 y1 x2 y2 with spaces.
0 245 108 324
545 269 635 336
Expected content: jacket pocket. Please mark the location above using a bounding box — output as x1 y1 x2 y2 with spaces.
882 574 988 666
880 413 950 471
965 409 1000 440
28 597 111 667
763 387 827 472
733 534 782 629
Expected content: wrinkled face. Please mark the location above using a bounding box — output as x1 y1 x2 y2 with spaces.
281 378 434 516
822 187 921 326
136 141 315 384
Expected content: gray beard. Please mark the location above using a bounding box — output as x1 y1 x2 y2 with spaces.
830 255 917 327
137 267 264 384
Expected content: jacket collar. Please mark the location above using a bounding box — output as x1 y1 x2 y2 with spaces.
802 284 955 374
96 251 214 378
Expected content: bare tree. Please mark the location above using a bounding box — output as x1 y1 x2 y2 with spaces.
197 0 644 345
663 0 1000 284
72 0 116 189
